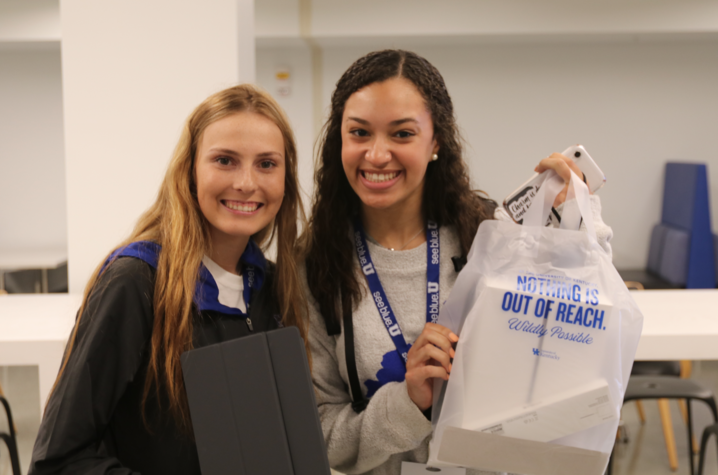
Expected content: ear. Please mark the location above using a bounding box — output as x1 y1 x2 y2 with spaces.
432 139 440 155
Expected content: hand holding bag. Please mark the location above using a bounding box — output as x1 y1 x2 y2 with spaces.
427 170 643 475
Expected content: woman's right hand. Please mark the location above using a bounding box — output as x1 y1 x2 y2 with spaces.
405 322 458 410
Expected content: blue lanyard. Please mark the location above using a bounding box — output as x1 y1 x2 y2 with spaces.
353 218 440 364
242 265 256 312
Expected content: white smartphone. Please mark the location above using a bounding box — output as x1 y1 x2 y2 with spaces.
502 145 605 224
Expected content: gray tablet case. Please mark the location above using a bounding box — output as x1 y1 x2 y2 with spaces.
181 327 331 475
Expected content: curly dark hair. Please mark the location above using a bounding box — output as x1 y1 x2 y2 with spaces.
303 49 497 327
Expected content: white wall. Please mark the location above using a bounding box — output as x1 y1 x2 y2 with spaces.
0 0 60 42
258 0 718 40
267 39 717 270
62 0 255 293
2 0 717 282
256 44 316 208
0 49 66 251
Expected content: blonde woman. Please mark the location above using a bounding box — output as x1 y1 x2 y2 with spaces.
30 85 307 474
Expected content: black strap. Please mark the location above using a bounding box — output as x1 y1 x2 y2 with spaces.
451 256 467 273
323 311 341 336
342 289 369 413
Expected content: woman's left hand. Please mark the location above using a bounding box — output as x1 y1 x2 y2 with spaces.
534 153 588 207
405 323 458 411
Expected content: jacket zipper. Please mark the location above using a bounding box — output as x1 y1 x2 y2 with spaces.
246 317 254 332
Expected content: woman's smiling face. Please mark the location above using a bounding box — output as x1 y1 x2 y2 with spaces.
341 77 438 214
195 111 285 248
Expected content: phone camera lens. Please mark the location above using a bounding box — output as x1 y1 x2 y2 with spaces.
574 151 581 158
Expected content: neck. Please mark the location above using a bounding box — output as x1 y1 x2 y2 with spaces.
208 230 250 275
361 202 425 251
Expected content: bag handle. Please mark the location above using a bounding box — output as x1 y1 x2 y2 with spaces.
522 169 597 242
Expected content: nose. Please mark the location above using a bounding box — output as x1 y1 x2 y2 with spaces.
233 167 257 194
365 137 391 167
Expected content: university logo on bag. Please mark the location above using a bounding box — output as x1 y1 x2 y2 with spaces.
532 348 560 360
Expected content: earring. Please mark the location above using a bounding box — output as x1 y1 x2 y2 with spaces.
431 153 438 161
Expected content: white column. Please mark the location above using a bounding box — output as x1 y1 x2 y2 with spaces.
61 0 255 293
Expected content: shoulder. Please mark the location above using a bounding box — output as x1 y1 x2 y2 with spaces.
71 256 156 345
86 257 156 321
96 256 156 294
439 225 463 258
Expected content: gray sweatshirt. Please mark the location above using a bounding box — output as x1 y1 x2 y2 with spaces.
307 197 614 475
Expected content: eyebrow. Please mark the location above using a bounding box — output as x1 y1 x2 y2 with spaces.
346 117 419 127
208 147 239 156
257 151 283 159
208 148 283 158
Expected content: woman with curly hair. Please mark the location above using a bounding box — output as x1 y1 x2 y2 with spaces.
302 49 613 474
30 84 307 474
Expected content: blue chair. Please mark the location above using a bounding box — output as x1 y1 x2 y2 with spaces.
619 162 716 289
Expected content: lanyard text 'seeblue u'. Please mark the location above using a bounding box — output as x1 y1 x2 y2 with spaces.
353 218 440 365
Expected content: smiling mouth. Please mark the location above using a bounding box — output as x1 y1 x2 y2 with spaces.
361 171 401 183
222 200 263 212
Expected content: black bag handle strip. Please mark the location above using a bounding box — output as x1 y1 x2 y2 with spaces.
342 288 369 413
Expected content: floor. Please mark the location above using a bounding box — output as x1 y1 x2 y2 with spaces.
3 364 718 475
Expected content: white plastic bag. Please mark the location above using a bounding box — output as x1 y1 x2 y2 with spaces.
428 170 643 475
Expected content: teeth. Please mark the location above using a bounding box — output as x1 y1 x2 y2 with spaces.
365 171 399 183
225 201 259 212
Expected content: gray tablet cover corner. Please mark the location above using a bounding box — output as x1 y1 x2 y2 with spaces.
181 327 330 475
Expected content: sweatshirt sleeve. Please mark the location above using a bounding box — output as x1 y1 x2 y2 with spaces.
29 258 155 475
494 194 614 259
307 294 432 474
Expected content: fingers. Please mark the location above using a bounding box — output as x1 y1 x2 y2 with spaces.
406 322 457 375
406 364 450 385
408 342 453 374
405 323 458 410
534 153 582 183
534 155 570 182
412 323 457 357
406 366 447 410
553 187 569 208
534 153 585 208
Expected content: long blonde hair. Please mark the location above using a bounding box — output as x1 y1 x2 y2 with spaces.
53 84 307 432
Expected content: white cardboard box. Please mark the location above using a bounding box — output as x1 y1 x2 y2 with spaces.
470 379 616 443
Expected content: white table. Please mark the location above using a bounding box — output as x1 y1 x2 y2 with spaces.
0 248 68 292
0 294 81 413
632 289 718 361
0 289 716 416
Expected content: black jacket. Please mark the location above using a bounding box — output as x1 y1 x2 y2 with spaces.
30 256 280 474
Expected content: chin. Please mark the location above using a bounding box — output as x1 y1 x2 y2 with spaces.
361 195 404 211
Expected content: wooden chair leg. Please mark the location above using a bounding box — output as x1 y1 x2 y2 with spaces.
636 400 647 423
659 398 679 471
680 360 692 379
